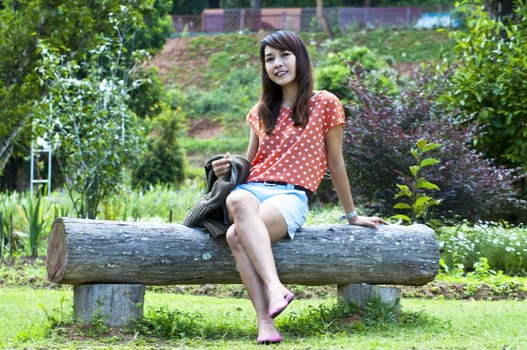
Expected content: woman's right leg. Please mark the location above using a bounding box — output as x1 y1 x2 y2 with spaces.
225 190 291 308
225 224 281 342
224 190 291 342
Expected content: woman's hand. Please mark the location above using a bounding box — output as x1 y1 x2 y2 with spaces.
349 215 388 229
211 152 231 177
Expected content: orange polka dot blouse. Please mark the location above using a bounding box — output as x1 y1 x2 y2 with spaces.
246 90 346 193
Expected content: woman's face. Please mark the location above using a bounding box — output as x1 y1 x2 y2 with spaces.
264 45 297 88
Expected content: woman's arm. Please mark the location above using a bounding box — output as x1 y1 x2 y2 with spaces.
326 125 387 228
245 130 259 163
326 125 355 214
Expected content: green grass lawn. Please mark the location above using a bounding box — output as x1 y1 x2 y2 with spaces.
1 287 526 349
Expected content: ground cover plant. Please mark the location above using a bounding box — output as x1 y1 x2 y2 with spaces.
440 222 527 276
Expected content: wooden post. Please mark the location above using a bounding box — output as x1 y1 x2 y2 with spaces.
74 284 145 327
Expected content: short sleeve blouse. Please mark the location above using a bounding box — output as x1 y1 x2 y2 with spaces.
246 90 345 192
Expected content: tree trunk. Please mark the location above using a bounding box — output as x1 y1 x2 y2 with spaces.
46 218 439 287
316 0 333 38
207 0 220 9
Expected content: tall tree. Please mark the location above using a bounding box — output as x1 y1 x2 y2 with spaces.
35 38 145 219
0 1 40 175
0 0 172 178
208 0 220 8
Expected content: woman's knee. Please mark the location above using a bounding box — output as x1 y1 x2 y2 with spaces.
226 191 244 210
226 190 256 216
225 225 242 250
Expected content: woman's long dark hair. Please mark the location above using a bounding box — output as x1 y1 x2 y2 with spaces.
258 31 314 134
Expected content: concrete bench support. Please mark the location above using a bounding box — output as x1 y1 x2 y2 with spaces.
338 283 401 309
74 284 145 326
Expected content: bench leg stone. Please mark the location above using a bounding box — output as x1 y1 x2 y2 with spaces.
337 283 401 309
74 284 145 327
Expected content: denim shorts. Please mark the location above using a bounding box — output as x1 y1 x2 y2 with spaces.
231 182 309 239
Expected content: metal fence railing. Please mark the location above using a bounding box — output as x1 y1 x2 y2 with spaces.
172 6 453 34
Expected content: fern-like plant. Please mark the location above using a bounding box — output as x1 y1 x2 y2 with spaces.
392 139 441 224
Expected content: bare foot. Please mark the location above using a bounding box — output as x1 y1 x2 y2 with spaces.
257 319 282 344
268 288 294 319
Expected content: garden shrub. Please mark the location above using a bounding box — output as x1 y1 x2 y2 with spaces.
315 45 397 102
128 66 165 119
342 65 524 223
442 0 527 170
131 105 187 189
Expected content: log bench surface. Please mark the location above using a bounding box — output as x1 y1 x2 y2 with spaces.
46 217 439 287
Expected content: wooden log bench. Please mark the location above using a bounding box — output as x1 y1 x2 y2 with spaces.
46 217 440 327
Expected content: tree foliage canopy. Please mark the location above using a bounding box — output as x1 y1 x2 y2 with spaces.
443 0 527 169
0 0 173 176
34 39 146 219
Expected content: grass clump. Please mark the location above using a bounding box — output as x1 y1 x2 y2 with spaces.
83 298 442 343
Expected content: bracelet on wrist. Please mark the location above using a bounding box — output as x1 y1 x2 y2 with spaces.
339 210 358 221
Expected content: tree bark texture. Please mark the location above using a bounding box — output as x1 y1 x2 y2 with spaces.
316 0 333 38
47 218 439 287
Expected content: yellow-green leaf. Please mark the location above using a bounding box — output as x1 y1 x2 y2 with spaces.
421 142 441 153
416 178 440 190
390 214 411 223
420 157 440 168
394 202 412 209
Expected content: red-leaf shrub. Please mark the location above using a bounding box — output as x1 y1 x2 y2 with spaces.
342 66 524 223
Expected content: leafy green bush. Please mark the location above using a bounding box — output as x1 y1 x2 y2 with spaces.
131 105 187 189
442 0 527 169
128 66 165 119
342 66 524 222
314 45 397 102
440 223 527 276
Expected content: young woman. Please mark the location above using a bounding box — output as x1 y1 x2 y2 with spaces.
211 30 387 345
